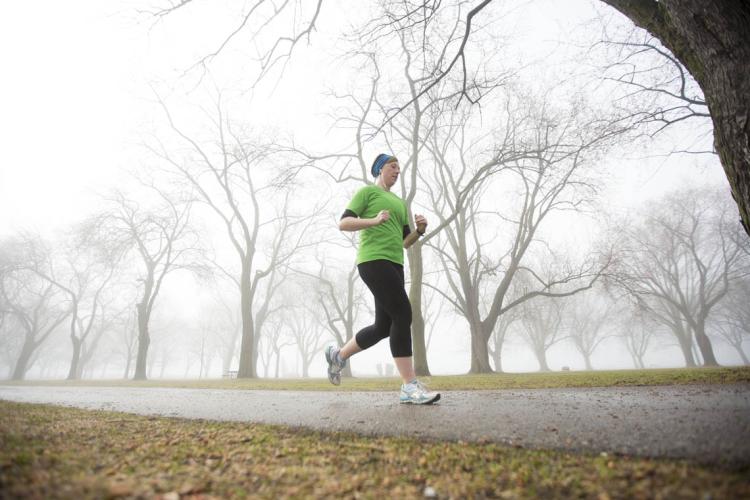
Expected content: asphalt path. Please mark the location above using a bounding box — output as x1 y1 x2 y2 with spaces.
1 383 749 466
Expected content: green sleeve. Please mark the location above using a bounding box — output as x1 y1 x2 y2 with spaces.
346 187 369 217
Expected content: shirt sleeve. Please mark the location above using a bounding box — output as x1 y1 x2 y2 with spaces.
346 187 369 217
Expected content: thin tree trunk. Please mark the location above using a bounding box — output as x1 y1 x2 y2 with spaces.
123 351 132 379
491 345 503 373
694 322 719 366
198 337 205 379
237 266 256 378
66 336 81 380
634 355 645 369
408 247 430 376
133 302 150 380
65 299 81 380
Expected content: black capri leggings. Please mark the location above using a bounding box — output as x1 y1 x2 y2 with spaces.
355 259 413 358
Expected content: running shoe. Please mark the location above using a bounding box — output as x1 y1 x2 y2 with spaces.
325 345 346 386
400 379 441 404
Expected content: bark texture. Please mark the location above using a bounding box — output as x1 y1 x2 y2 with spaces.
602 0 750 237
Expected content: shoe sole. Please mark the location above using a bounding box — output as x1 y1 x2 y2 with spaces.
400 393 441 405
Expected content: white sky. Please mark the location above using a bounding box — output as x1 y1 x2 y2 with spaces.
1 1 137 234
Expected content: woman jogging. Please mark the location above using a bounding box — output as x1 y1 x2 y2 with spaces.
325 153 440 405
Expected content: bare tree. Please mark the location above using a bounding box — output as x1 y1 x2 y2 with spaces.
518 296 566 372
76 301 123 379
102 188 199 380
189 321 218 378
424 92 619 373
487 305 517 373
115 309 139 378
258 314 295 378
566 291 614 370
618 306 658 369
614 188 748 366
0 237 70 380
305 239 369 379
17 222 122 380
151 95 317 378
710 279 750 365
210 289 243 376
593 26 711 146
148 0 323 86
287 304 328 378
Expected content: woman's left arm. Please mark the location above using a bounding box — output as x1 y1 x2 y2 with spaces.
403 214 428 249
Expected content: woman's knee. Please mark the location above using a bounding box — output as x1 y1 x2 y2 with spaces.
390 326 413 357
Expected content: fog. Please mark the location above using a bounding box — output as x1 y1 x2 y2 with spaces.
1 0 748 381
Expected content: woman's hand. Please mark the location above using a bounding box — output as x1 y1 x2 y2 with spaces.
374 210 391 225
415 214 428 234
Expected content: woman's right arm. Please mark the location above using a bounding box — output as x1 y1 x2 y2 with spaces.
339 210 390 232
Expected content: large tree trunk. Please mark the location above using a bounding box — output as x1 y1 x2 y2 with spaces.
407 247 430 376
534 347 551 372
237 266 256 378
583 354 593 371
667 317 698 367
11 339 36 381
469 322 493 374
123 350 132 379
65 300 80 380
602 0 750 237
675 328 697 367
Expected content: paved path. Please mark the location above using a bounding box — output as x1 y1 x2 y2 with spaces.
1 384 749 466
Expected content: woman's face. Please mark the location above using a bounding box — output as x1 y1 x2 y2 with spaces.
381 161 400 187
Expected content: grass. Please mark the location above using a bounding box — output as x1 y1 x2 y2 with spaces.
1 401 748 499
4 366 750 392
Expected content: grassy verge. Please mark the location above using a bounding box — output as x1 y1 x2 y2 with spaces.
4 366 750 392
1 401 748 499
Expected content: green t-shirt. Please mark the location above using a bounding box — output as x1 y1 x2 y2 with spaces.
346 185 409 265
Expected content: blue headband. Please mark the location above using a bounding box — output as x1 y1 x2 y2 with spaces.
371 154 395 177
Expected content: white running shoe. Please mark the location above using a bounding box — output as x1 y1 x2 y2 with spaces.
400 380 441 404
324 345 346 386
